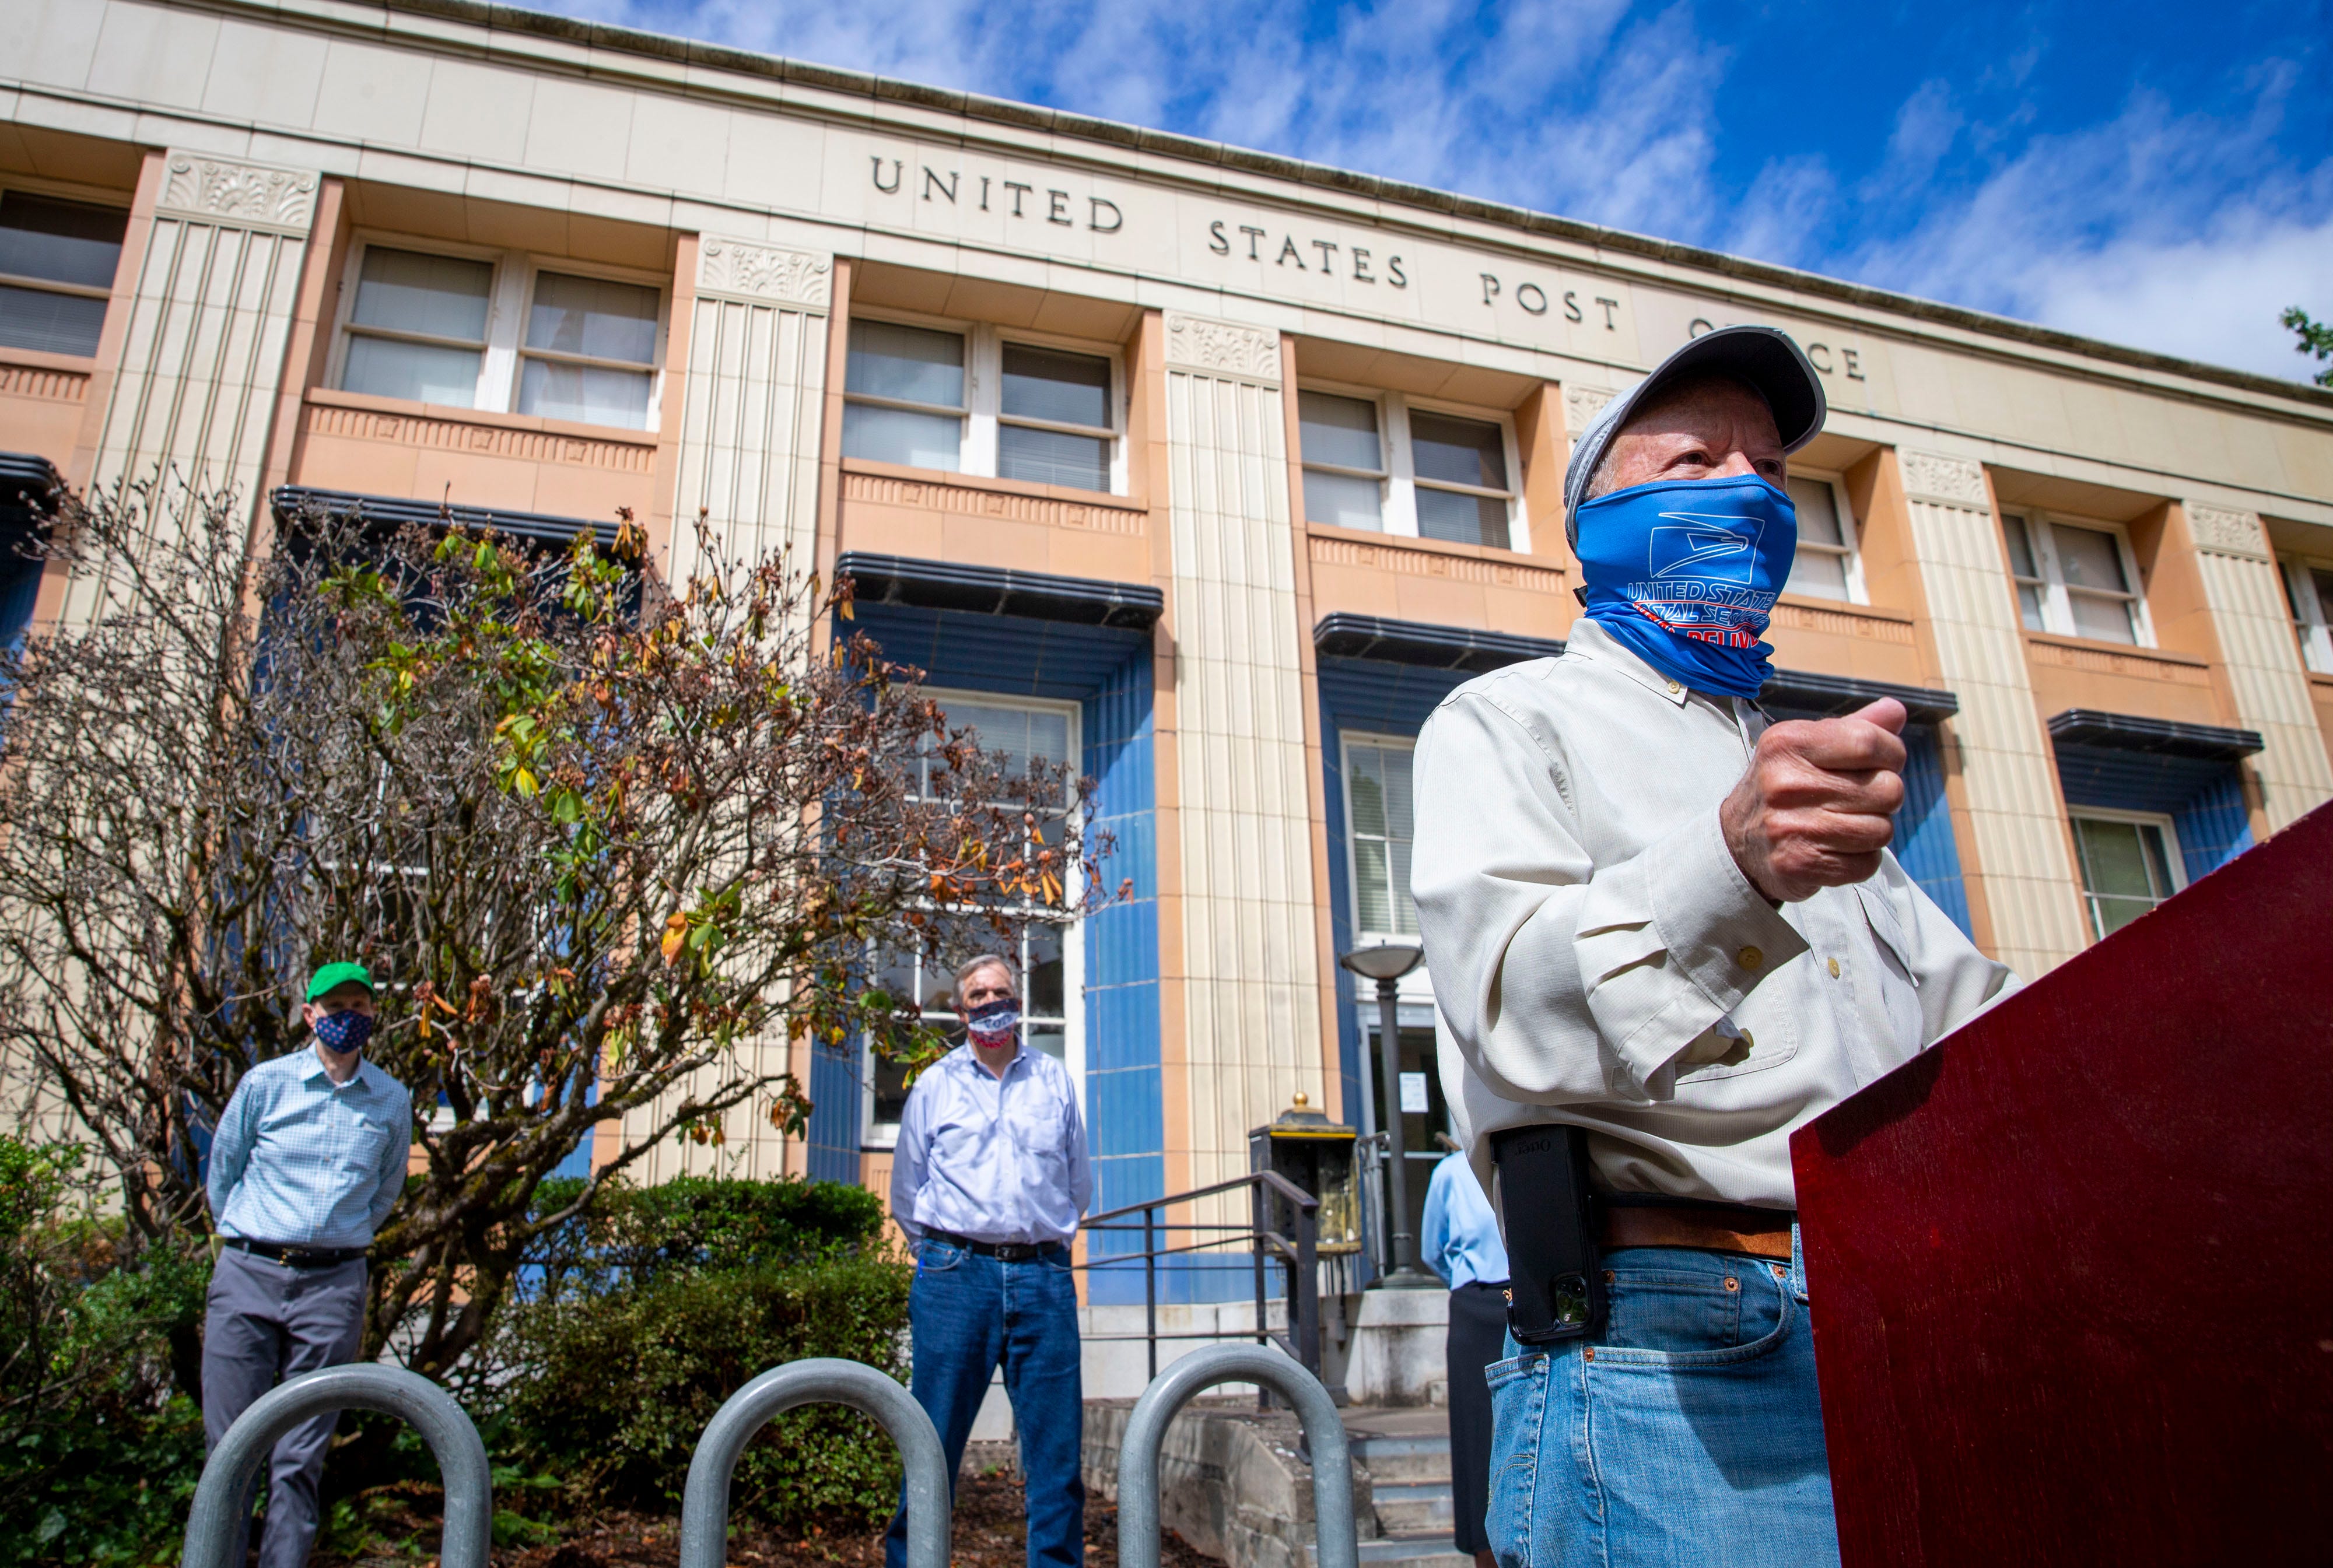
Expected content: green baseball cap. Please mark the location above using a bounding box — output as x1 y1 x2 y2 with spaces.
306 962 375 1002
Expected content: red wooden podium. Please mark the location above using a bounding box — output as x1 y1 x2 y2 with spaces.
1793 801 2333 1565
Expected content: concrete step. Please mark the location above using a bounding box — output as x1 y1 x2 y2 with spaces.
1350 1433 1453 1484
1353 1535 1474 1568
1369 1479 1455 1534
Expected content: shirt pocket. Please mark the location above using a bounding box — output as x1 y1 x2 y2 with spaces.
1676 993 1799 1083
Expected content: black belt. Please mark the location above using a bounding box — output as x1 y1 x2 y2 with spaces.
226 1238 367 1269
923 1229 1064 1263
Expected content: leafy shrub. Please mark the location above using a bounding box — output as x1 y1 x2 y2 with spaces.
488 1252 913 1525
522 1173 888 1296
0 1138 208 1567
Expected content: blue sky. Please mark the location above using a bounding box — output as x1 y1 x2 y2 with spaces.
534 0 2331 383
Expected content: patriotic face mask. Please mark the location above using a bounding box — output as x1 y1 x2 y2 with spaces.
1572 473 1799 700
965 996 1021 1046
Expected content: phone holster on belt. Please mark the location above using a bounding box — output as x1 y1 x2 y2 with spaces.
1491 1123 1605 1344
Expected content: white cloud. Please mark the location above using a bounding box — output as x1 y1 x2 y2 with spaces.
534 0 2331 384
1842 78 2333 380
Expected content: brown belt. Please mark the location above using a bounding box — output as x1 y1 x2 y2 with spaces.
1599 1202 1795 1261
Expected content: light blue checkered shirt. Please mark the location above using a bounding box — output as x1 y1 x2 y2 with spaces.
207 1048 413 1248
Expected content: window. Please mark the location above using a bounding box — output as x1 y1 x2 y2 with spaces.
841 314 1124 494
2001 512 2150 646
863 692 1081 1146
1297 387 1525 550
1299 391 1386 531
342 248 493 407
333 238 666 430
1410 411 1513 549
1343 737 1417 941
2069 811 2184 940
518 272 661 427
843 319 966 471
0 191 127 357
1784 474 1863 602
2282 558 2333 675
999 343 1112 490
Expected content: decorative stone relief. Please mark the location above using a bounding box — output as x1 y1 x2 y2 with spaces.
696 238 832 308
2186 502 2269 560
156 152 318 232
1562 383 1617 436
1162 311 1281 383
1898 450 1989 507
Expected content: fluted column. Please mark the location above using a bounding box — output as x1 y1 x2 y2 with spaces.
1896 450 2089 977
2182 502 2333 831
71 150 319 620
665 236 833 587
1160 312 1326 1201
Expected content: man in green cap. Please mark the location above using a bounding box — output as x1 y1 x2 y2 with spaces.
202 962 412 1568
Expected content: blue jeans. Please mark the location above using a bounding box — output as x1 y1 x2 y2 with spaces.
884 1240 1084 1568
1484 1237 1840 1568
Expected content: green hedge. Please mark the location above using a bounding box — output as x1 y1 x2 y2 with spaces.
0 1138 208 1568
486 1252 913 1525
523 1172 889 1292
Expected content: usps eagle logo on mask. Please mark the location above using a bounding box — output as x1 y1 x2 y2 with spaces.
1648 513 1764 585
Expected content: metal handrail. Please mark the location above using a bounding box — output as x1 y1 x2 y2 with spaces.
1116 1344 1357 1568
1076 1169 1320 1385
182 1366 491 1568
679 1357 951 1568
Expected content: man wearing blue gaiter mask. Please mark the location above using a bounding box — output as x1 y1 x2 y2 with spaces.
1411 327 2019 1568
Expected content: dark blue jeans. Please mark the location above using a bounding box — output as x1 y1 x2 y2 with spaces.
884 1239 1085 1568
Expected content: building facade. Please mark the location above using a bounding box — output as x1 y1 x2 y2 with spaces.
6 0 2332 1348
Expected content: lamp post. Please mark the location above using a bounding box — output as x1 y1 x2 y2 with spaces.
1337 942 1438 1289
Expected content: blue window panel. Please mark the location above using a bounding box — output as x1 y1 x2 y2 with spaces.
804 1037 860 1184
2055 741 2254 882
828 601 1164 1206
0 549 40 653
1315 655 1481 1289
548 1078 601 1180
1894 724 1973 937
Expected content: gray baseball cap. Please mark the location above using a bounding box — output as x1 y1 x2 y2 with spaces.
1563 325 1828 547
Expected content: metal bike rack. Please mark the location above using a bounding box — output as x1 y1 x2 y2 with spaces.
679 1357 952 1568
181 1364 492 1568
1116 1343 1357 1568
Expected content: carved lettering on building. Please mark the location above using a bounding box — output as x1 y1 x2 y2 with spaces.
1163 311 1281 383
1479 272 1608 328
1686 314 1864 382
157 153 318 231
870 157 1122 233
1899 451 1989 507
1207 220 1406 286
698 239 832 308
2185 502 2269 560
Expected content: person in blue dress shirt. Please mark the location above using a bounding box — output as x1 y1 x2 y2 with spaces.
1421 1135 1511 1568
203 962 413 1568
887 952 1093 1568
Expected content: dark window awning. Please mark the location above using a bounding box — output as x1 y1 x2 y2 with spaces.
1312 610 1961 722
1761 668 1960 725
271 486 618 547
835 551 1163 630
1313 612 1563 673
0 452 63 543
2047 708 2262 761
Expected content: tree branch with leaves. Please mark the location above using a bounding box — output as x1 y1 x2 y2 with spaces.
0 478 1111 1381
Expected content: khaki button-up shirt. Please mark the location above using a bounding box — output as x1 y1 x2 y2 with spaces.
1411 619 2017 1208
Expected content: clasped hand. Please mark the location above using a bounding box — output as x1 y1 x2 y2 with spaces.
1721 698 1908 903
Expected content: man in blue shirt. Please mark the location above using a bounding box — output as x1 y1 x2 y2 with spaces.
1421 1138 1511 1568
203 962 412 1568
887 952 1092 1568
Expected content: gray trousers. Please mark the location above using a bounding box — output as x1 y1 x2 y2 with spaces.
202 1246 367 1568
